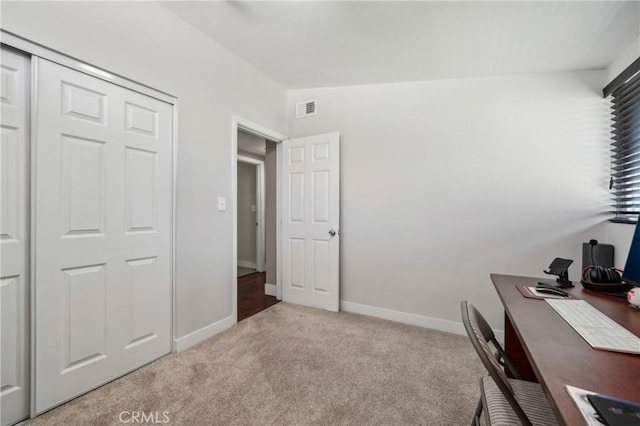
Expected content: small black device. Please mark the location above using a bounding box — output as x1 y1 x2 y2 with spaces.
538 258 573 288
581 239 630 296
535 284 569 297
587 393 640 426
582 241 614 269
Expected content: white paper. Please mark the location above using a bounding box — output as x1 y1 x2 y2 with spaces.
565 385 603 426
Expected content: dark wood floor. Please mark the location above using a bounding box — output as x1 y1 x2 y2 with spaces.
238 272 279 321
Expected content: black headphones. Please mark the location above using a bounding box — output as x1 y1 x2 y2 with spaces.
580 240 632 293
581 240 622 284
582 264 622 284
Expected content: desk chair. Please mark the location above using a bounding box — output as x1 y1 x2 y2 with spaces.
463 300 522 425
461 301 558 426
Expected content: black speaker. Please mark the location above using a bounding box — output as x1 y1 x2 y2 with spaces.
582 243 614 269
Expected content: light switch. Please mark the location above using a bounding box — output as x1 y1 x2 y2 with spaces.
250 205 257 212
217 196 226 211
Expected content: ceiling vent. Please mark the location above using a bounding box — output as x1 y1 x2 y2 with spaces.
296 99 317 118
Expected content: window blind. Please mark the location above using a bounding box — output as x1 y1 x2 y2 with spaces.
608 58 640 223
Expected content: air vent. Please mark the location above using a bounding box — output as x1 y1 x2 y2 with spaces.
296 99 317 118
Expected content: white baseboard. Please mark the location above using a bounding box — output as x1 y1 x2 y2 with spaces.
237 260 257 269
340 300 505 342
265 283 276 296
174 315 234 352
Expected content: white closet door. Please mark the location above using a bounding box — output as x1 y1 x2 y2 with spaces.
1 48 30 426
34 59 172 414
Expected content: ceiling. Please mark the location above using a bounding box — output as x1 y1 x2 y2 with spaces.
159 1 640 89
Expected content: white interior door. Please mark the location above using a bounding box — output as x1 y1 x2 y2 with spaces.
281 132 340 311
34 59 173 414
0 48 31 426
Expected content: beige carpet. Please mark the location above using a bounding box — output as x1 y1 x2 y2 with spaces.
26 303 484 425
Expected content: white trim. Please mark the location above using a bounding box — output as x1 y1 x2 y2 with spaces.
265 283 277 297
235 117 286 142
174 316 234 352
231 116 285 324
29 54 38 420
237 260 257 270
237 155 265 274
171 101 179 354
1 30 176 103
340 300 505 342
276 142 283 301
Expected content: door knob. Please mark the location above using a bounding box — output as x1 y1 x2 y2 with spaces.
329 229 336 236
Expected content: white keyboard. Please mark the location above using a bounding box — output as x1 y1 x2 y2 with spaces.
545 299 640 355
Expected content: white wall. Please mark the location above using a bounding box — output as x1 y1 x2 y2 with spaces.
288 71 609 329
238 131 267 159
237 162 257 266
605 222 635 268
3 1 633 345
606 35 640 86
1 2 287 343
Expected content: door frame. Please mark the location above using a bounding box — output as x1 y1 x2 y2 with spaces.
237 155 265 273
231 116 285 324
1 30 179 417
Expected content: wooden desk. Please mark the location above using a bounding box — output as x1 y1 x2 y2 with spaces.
491 274 640 426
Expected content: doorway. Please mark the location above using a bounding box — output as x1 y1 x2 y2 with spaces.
234 123 282 322
232 118 341 320
237 157 262 277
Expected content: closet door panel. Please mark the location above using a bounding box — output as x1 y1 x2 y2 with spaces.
0 48 30 426
34 59 172 414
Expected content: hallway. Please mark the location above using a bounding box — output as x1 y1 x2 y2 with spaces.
238 272 279 321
